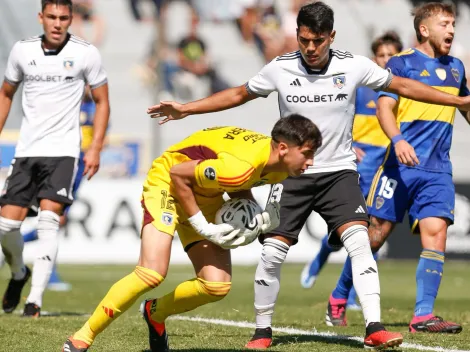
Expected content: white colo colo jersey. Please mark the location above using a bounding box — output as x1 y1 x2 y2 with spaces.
246 49 392 173
4 34 107 158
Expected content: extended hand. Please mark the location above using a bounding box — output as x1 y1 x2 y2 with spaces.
147 101 188 125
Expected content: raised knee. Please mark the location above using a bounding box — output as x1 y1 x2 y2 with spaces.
197 278 231 301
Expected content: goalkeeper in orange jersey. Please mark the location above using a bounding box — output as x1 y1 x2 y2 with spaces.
62 114 322 352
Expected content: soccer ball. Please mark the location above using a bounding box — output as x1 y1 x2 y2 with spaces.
215 198 262 231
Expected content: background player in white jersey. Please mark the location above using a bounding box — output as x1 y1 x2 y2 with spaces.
147 2 470 349
0 0 109 317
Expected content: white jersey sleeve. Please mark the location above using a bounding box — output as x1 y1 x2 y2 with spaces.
4 42 23 85
245 59 278 97
355 55 392 91
84 45 107 89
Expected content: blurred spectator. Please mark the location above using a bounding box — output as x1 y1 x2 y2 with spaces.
160 9 230 99
279 0 306 55
72 0 105 47
236 0 306 63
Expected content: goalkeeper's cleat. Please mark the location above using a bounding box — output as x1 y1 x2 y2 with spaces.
245 327 272 349
62 337 89 352
22 302 41 317
409 315 462 334
364 322 403 350
140 299 169 352
2 266 31 313
300 260 317 289
325 295 347 326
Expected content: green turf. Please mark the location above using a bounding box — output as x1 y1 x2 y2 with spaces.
0 261 469 351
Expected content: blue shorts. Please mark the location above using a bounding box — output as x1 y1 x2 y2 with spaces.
367 166 454 233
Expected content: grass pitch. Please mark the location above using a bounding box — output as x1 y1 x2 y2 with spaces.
0 261 469 351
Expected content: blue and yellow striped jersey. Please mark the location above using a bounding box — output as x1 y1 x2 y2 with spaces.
379 48 470 174
353 86 388 186
79 100 95 151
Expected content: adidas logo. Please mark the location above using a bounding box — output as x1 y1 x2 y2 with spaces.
39 255 51 261
57 188 67 197
360 267 377 275
63 345 71 352
420 69 430 77
355 205 366 214
289 78 301 86
102 305 115 318
366 100 376 108
28 60 36 66
255 279 269 286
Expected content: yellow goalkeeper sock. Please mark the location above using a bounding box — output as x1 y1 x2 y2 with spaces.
151 277 231 323
73 266 164 345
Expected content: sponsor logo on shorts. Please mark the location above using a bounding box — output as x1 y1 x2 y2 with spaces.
204 167 216 181
375 196 385 210
161 212 173 226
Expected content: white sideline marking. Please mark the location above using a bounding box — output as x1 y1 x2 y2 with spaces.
171 316 470 352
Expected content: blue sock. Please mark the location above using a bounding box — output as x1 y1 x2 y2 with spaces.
332 256 353 300
415 249 444 317
333 252 379 301
346 252 378 305
308 234 335 277
22 229 38 242
49 265 62 283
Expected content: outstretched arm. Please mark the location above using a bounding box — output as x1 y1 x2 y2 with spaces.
385 76 470 109
147 85 258 125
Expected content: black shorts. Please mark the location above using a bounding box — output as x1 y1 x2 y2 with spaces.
0 157 78 209
265 169 369 247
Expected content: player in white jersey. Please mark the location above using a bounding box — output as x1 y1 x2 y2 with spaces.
0 0 109 317
147 2 470 350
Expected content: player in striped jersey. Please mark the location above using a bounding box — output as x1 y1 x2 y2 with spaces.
300 32 403 321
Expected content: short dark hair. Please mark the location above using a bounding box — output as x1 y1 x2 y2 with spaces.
371 31 403 55
297 1 334 34
413 2 456 43
42 0 73 12
271 114 322 150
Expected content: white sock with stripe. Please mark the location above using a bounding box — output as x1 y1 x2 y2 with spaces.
341 224 381 326
26 210 60 307
254 238 289 329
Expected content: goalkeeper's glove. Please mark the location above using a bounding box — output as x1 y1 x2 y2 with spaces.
221 202 281 248
260 201 281 234
188 211 239 248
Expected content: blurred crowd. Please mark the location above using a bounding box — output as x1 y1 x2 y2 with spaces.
125 0 470 102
